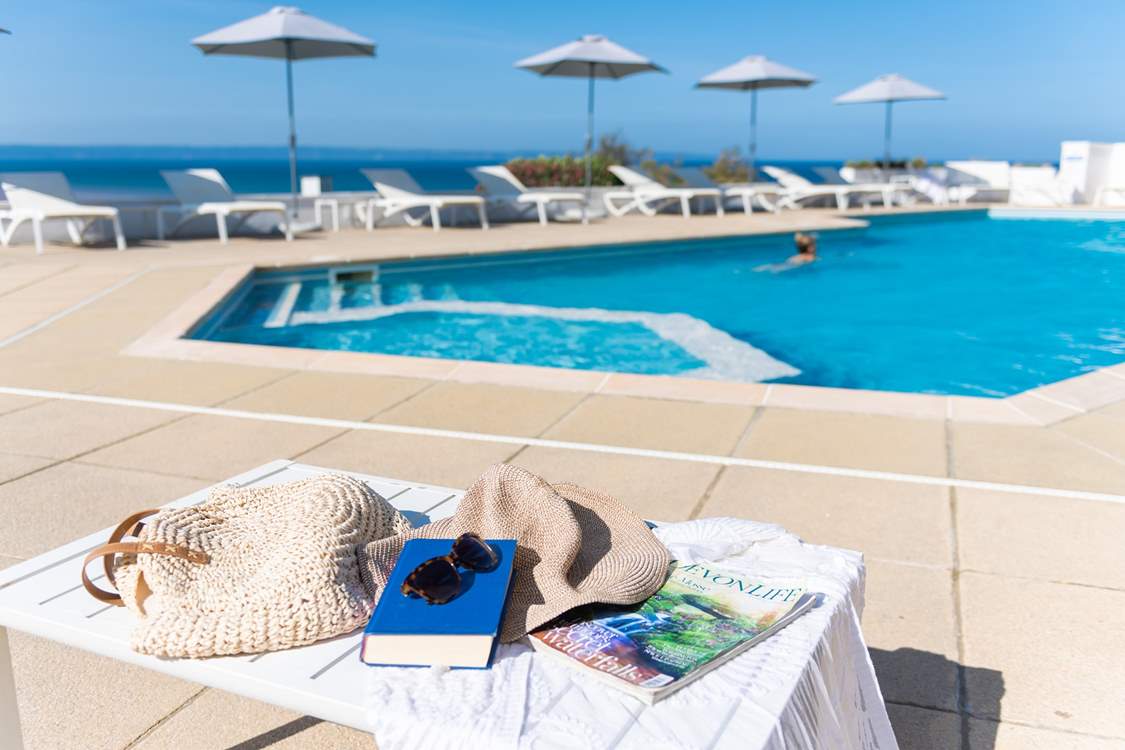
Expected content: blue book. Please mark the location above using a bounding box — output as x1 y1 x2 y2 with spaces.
360 538 516 668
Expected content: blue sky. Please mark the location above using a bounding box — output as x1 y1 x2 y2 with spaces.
2 0 1123 161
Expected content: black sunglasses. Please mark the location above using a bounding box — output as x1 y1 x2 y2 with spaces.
401 533 499 604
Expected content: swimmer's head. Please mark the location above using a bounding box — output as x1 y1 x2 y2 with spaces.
794 232 817 255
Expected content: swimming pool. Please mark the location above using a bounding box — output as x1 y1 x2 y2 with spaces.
192 211 1125 397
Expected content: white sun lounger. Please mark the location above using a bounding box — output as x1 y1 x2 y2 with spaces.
672 167 783 214
469 165 585 225
0 459 893 749
603 165 725 218
0 172 125 255
762 166 900 210
360 169 488 231
940 161 1011 204
1008 165 1077 207
160 169 291 244
896 161 1010 206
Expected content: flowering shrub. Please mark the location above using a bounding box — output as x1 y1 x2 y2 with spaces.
846 157 929 169
505 155 617 187
506 133 687 187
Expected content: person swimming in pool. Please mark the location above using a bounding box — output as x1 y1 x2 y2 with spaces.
754 232 819 272
788 232 818 264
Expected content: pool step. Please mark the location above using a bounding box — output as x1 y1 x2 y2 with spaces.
263 282 301 329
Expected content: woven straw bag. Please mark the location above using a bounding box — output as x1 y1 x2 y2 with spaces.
81 474 412 658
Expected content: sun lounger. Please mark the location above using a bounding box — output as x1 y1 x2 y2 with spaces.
0 459 892 749
1094 185 1125 206
0 172 125 255
360 169 488 231
1008 165 1077 206
469 165 585 224
673 167 782 213
603 165 725 217
159 169 291 244
762 165 900 210
935 161 1011 204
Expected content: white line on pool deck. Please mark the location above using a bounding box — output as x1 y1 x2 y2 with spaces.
3 384 1125 506
0 269 150 349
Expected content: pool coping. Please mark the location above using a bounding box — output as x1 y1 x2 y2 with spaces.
125 232 1125 426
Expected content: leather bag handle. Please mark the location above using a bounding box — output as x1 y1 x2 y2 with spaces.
81 509 210 606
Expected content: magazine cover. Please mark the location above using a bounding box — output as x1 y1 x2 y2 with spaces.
528 562 809 703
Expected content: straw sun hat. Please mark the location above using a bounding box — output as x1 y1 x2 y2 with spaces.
359 463 671 643
84 464 668 657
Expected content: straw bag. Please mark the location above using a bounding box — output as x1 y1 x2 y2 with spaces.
80 474 412 658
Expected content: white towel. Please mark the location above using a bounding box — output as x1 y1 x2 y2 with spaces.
366 517 896 750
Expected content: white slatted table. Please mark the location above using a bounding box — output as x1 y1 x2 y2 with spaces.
0 460 464 750
0 460 894 750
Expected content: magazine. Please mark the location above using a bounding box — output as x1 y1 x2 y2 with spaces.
528 561 814 704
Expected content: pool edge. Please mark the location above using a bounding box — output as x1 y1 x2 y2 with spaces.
122 218 1125 427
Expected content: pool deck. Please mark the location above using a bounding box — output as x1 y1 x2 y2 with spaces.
2 207 1124 749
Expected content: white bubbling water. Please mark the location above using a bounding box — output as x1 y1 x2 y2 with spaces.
288 299 799 383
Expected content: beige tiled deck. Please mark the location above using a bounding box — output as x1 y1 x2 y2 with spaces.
2 211 1124 749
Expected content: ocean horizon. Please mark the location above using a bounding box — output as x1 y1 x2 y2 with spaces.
0 144 846 199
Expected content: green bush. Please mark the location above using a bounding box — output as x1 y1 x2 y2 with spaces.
703 147 750 184
639 159 685 186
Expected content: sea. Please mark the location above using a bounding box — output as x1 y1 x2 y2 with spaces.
0 145 841 200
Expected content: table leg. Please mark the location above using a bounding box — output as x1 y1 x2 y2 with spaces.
0 626 26 750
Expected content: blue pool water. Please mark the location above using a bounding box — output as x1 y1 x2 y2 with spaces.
193 212 1125 396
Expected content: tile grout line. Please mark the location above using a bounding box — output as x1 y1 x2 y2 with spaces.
0 397 53 421
209 369 305 409
364 378 444 421
500 443 531 465
945 408 971 749
730 405 766 456
0 268 151 349
66 457 229 485
687 465 727 520
950 485 971 750
532 391 596 439
0 454 71 491
883 699 959 717
288 426 366 464
3 384 1125 506
0 411 197 490
0 263 78 301
120 686 210 750
501 391 600 467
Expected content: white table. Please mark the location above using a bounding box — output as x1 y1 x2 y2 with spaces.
0 461 895 749
314 197 341 232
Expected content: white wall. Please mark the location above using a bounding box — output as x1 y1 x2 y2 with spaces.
1057 140 1125 205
